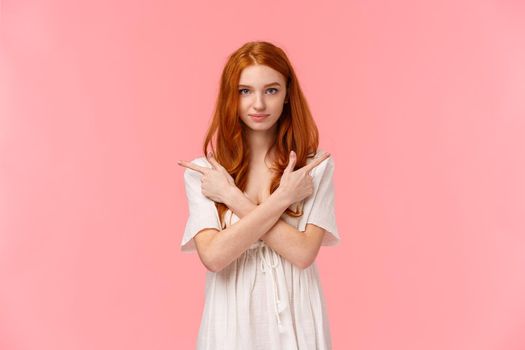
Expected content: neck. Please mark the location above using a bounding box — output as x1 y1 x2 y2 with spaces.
245 126 277 165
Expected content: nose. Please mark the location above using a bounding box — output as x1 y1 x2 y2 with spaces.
253 92 266 110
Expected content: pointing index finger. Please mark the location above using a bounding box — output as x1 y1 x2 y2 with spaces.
303 152 331 174
177 160 209 175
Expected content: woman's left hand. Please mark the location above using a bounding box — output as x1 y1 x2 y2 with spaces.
178 152 236 204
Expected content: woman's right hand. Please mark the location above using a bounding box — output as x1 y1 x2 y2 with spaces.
277 150 331 205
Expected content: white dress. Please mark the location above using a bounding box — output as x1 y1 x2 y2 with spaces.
181 149 340 350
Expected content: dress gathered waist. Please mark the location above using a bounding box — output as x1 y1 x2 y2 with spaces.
244 239 286 332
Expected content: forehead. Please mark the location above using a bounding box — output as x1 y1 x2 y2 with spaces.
238 65 286 86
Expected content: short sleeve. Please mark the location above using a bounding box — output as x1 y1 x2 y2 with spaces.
180 157 222 253
297 152 340 246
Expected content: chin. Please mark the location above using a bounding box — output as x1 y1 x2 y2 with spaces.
248 124 274 131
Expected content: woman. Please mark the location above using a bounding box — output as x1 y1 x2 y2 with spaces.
177 41 340 349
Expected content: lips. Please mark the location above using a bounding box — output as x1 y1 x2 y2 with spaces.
250 114 270 122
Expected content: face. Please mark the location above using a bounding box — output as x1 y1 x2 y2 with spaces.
237 64 288 133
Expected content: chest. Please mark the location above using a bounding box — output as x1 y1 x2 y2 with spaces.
229 167 300 228
243 168 275 205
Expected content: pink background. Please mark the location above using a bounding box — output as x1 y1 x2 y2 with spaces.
1 1 525 349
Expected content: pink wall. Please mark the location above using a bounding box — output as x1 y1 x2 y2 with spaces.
1 1 524 349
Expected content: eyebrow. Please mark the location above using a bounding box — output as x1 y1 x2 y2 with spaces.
238 82 281 88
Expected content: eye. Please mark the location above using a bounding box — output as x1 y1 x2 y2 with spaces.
267 88 279 94
239 88 250 95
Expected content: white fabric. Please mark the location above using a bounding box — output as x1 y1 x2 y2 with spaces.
181 149 340 349
181 157 223 252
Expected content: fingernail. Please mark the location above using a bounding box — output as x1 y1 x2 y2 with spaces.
177 160 181 165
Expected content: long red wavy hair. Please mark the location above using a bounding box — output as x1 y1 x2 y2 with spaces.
202 41 320 228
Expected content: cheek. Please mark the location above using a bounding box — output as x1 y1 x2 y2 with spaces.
238 99 249 113
270 101 284 113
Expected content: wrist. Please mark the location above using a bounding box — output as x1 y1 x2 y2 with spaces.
223 184 243 206
272 187 292 209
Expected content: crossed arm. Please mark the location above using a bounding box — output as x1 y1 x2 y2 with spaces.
223 186 326 269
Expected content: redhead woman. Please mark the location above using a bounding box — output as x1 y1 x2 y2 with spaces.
178 41 340 350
